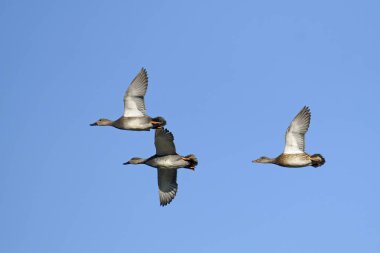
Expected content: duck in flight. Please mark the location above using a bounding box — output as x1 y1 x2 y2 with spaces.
90 68 166 130
124 128 198 206
253 106 325 168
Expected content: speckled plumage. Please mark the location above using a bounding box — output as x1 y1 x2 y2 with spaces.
274 153 312 167
253 106 325 168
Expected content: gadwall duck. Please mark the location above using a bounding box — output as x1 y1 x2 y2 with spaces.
124 128 198 206
90 68 166 130
253 106 325 168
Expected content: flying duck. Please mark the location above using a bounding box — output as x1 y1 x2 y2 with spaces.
90 68 166 130
253 106 325 168
124 128 198 206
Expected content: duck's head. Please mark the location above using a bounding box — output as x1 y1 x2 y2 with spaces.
90 118 113 126
252 156 274 163
123 157 146 165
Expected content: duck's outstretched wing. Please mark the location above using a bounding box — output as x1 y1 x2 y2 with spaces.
123 68 148 117
157 169 178 206
154 128 177 156
284 106 311 154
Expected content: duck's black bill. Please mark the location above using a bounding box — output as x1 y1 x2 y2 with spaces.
90 122 97 126
123 162 130 165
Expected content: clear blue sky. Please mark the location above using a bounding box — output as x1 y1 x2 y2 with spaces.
1 1 379 252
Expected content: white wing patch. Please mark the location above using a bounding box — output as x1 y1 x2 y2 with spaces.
123 68 148 117
284 106 311 154
124 98 145 117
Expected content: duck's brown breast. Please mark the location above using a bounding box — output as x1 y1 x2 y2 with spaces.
275 153 312 167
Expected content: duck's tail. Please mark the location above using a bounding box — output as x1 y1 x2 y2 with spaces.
151 116 167 129
184 154 198 170
310 154 325 167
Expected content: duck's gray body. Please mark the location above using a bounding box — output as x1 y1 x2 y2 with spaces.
144 155 192 169
113 116 154 131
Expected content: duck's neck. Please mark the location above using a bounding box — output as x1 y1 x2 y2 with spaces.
106 119 115 126
136 158 147 164
100 119 114 126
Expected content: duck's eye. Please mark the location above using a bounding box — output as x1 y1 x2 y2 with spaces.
99 119 102 121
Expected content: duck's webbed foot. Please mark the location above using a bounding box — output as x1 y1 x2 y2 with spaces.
151 121 163 128
151 117 167 129
182 155 198 170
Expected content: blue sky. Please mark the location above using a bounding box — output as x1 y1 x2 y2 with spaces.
1 0 380 252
